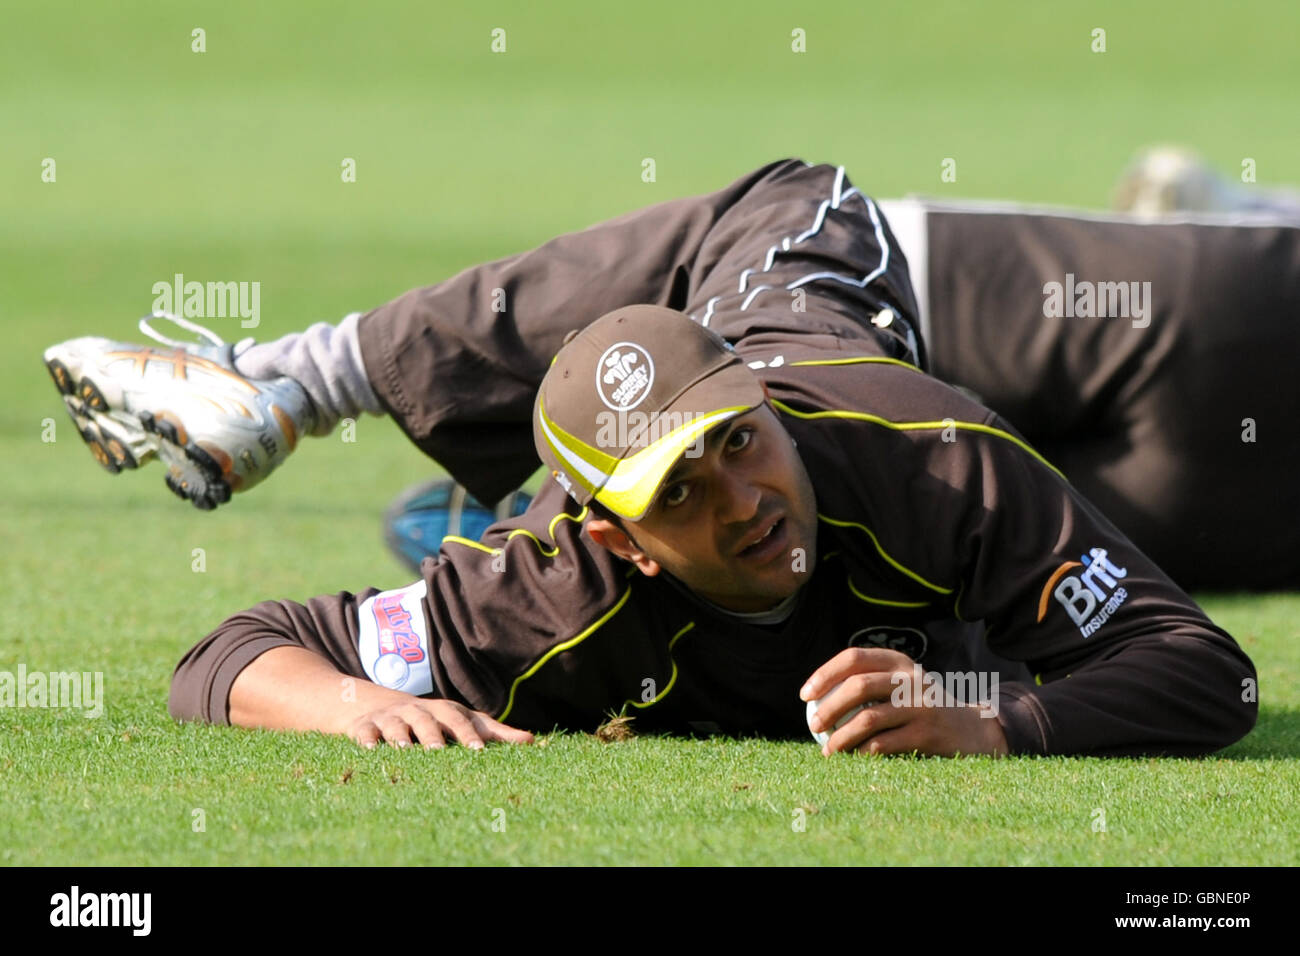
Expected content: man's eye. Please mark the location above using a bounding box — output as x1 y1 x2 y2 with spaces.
662 483 690 508
728 427 754 451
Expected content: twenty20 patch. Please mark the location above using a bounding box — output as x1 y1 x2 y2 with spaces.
358 579 434 694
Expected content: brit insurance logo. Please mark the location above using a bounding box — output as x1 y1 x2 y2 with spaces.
1037 546 1129 638
597 341 655 411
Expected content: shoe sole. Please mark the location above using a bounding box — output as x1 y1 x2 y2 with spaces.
45 355 234 511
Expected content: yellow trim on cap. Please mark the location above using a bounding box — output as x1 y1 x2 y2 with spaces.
539 395 756 520
537 399 622 496
595 406 750 519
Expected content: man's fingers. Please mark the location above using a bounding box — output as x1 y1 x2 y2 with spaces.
349 718 382 750
439 708 487 750
825 697 910 755
807 671 895 733
472 714 535 744
347 702 532 751
375 713 416 749
800 647 911 701
405 708 448 750
850 721 926 757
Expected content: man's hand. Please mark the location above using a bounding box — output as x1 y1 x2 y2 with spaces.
346 698 535 751
800 647 1010 757
228 646 535 751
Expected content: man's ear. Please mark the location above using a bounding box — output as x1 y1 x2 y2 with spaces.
586 518 661 577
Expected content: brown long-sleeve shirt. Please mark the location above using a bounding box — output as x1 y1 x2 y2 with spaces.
170 158 1258 756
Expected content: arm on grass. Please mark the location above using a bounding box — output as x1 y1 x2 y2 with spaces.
228 646 533 749
170 478 642 746
228 645 406 733
168 589 537 750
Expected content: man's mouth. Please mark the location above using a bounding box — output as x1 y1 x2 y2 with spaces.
736 515 786 562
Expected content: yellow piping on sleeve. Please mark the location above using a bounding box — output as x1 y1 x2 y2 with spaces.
846 576 930 608
818 513 953 595
496 584 633 723
442 506 589 559
770 399 1065 480
789 356 920 372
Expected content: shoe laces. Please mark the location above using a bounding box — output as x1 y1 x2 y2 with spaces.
138 312 227 350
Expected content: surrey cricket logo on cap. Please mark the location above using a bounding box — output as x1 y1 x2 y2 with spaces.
532 304 767 521
597 342 655 410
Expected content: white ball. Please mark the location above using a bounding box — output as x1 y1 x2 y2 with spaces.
806 680 874 746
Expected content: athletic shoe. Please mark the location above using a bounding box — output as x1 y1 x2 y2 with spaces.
383 477 533 573
43 313 316 510
1113 146 1300 217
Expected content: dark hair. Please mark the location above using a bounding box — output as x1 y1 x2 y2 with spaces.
585 497 650 554
585 497 625 529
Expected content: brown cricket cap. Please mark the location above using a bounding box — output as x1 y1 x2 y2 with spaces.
533 304 766 521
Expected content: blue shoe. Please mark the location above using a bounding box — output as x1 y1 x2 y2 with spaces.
383 478 533 573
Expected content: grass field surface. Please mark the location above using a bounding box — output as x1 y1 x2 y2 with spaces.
2 1 1297 865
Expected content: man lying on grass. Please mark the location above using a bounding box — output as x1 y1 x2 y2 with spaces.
46 159 1259 756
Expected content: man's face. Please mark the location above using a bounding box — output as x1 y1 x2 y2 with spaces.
587 402 819 612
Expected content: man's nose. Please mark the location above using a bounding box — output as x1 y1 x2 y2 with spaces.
714 469 761 526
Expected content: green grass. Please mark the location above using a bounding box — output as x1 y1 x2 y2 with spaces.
3 728 1296 866
2 0 1298 865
